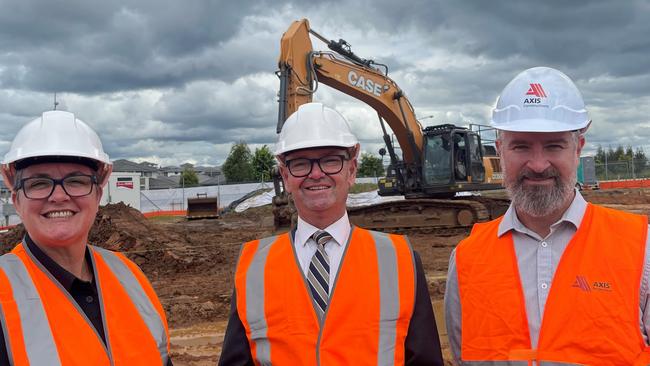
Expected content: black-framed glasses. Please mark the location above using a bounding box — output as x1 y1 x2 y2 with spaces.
16 174 98 200
285 155 349 178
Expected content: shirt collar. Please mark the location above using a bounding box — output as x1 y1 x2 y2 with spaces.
295 212 351 247
24 234 94 291
498 189 588 237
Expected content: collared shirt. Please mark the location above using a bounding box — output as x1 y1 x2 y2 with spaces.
294 213 351 285
445 190 650 362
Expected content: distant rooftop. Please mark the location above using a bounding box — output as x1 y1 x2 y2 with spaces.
112 159 159 173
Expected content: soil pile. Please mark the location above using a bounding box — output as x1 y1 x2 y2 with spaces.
0 203 186 277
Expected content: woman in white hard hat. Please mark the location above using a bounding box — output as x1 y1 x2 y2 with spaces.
0 111 172 365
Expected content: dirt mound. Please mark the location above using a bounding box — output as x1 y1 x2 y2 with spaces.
582 188 650 205
0 224 25 254
0 203 187 278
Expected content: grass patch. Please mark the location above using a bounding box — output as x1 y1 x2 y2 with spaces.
349 183 378 194
146 215 184 223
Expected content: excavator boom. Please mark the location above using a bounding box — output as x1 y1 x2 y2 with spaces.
273 19 507 232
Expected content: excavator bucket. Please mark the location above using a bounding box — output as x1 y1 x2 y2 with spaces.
186 195 219 220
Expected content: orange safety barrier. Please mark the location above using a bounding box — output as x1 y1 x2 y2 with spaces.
599 179 650 189
142 210 187 218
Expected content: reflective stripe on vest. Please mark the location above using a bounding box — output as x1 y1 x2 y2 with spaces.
372 230 402 365
0 243 169 365
93 246 169 364
0 253 62 365
244 235 276 365
236 227 416 365
456 204 650 365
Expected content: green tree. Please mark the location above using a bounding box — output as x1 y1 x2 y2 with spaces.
180 166 199 187
634 147 648 175
223 141 255 182
357 153 385 177
252 145 276 181
595 145 605 164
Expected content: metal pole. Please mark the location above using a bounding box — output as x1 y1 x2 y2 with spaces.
181 175 185 211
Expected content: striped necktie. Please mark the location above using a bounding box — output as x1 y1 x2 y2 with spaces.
308 230 332 320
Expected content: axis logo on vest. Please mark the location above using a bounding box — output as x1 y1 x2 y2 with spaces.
572 275 612 292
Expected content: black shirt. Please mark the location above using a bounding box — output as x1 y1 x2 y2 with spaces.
0 235 172 365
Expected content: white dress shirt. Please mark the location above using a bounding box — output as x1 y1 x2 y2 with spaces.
294 213 352 285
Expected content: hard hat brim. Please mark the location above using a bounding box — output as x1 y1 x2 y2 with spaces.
491 118 591 133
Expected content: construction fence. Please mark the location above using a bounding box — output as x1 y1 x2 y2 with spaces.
596 159 650 181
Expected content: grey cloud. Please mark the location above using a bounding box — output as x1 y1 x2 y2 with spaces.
1 0 650 167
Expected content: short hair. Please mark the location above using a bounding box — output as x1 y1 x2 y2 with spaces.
12 156 99 189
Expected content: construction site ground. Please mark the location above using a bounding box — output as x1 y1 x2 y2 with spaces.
2 187 650 365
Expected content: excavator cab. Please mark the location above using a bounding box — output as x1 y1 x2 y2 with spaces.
419 124 491 196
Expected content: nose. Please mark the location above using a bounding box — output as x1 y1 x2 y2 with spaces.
307 160 326 179
48 182 70 202
525 148 552 173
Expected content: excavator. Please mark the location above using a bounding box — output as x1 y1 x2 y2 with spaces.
272 19 509 233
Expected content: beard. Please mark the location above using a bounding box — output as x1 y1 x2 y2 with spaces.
504 166 576 218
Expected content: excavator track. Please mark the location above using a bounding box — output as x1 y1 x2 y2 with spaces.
348 198 493 234
272 196 511 235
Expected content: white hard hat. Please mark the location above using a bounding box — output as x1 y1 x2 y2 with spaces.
274 102 359 156
1 110 112 188
491 67 590 132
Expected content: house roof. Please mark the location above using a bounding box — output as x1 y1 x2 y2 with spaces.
112 159 158 173
147 176 180 190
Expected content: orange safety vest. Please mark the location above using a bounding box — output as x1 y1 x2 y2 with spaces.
455 203 650 365
235 227 416 366
0 243 170 365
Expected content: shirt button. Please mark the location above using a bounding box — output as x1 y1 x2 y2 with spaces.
85 296 94 303
541 283 548 289
541 242 548 248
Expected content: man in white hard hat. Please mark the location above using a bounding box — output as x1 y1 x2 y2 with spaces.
220 102 444 365
0 111 172 365
445 67 650 365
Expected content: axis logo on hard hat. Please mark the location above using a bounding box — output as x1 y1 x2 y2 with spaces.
524 83 548 105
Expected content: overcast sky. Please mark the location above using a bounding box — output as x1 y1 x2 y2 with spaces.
1 0 649 167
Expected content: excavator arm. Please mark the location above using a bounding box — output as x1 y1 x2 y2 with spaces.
277 19 423 168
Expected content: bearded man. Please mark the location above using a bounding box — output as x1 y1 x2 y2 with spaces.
445 67 650 365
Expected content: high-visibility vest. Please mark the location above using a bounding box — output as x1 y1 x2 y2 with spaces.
0 243 170 366
455 203 650 365
235 227 416 366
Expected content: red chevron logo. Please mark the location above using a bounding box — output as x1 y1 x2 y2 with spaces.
526 83 547 98
572 275 591 292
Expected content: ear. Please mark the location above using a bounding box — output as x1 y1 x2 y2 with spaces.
94 185 104 205
278 163 292 193
11 190 22 217
576 134 586 156
1 165 17 195
346 156 358 187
